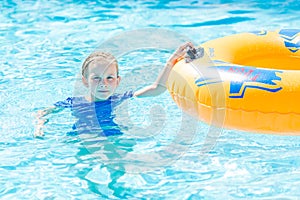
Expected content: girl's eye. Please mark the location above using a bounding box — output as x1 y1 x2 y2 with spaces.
92 77 101 81
106 76 115 81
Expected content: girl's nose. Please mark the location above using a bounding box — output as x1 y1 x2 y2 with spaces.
97 77 107 86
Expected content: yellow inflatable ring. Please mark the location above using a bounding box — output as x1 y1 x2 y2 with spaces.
167 29 300 135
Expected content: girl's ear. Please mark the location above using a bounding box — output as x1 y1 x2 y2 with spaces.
116 76 121 86
82 76 88 87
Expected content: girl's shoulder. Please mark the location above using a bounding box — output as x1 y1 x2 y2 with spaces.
111 91 134 101
54 97 86 108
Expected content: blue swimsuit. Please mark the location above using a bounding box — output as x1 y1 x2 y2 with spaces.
54 91 134 136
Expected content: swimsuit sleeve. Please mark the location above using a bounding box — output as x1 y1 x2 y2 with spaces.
122 90 134 100
53 97 74 108
110 91 134 107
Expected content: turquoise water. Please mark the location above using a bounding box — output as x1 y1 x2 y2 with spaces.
2 0 300 199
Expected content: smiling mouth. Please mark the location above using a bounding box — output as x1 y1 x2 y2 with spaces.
97 90 109 93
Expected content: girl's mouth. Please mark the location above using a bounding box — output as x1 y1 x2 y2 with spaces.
97 90 109 93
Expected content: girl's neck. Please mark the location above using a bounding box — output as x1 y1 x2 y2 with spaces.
84 95 108 102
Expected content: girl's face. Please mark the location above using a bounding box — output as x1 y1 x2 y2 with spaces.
82 60 120 101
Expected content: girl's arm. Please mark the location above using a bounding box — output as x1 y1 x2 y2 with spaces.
34 106 64 138
134 42 194 97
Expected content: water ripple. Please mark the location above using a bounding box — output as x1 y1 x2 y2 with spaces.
172 17 256 27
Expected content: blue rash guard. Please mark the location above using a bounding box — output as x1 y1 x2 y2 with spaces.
54 91 134 136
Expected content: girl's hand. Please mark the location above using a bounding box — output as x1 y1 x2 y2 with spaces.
167 42 194 67
34 124 45 138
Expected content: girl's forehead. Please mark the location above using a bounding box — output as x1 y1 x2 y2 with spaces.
88 60 117 74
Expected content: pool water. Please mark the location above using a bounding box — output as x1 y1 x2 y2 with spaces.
2 0 300 199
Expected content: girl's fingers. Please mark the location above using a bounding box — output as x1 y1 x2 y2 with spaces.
180 42 194 52
167 42 195 66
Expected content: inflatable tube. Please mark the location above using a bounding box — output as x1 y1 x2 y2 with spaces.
167 29 300 135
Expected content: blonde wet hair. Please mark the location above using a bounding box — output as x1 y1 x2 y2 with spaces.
81 52 119 77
